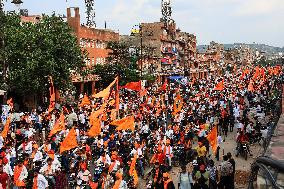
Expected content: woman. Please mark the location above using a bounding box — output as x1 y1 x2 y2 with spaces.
178 165 193 189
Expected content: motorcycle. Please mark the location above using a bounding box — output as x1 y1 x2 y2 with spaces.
236 142 249 160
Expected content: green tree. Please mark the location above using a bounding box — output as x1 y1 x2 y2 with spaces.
93 41 140 88
2 13 85 99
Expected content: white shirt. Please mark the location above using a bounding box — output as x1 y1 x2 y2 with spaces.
77 170 91 185
0 136 3 149
35 174 49 189
33 151 43 162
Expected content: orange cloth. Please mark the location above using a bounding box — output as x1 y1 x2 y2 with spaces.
121 81 141 91
111 116 135 131
60 127 78 154
207 126 218 154
49 113 65 137
80 94 91 107
88 118 101 137
214 80 224 91
248 81 254 92
14 165 25 187
1 116 11 139
93 77 118 99
32 175 38 189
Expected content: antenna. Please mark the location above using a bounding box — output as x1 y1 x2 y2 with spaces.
85 0 96 27
161 0 172 28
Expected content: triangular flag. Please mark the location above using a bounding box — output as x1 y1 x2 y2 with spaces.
93 77 118 99
49 113 65 137
60 127 78 154
111 116 135 131
88 117 101 137
207 126 218 154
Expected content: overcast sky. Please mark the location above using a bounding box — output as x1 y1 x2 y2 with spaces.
4 0 284 47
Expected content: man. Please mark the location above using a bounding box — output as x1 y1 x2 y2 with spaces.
13 159 28 188
0 165 9 189
195 142 207 159
77 162 91 188
219 155 233 189
32 168 49 189
162 172 175 189
164 139 173 169
227 152 236 189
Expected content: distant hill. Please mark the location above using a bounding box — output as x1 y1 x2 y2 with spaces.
197 43 284 54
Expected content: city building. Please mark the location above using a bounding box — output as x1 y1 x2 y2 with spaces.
67 7 119 94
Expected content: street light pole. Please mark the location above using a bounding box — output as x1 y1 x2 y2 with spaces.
139 24 143 78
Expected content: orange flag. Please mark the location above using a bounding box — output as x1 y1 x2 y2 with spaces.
121 81 141 91
80 94 91 107
1 116 11 139
207 126 217 154
49 113 65 137
111 116 135 131
88 117 101 137
213 80 224 91
60 127 78 154
93 77 118 99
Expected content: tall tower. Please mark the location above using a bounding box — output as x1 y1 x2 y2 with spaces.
161 0 172 27
85 0 96 27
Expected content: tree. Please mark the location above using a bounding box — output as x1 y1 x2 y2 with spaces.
92 41 140 88
2 13 85 100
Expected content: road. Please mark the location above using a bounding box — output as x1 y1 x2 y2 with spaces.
138 127 263 189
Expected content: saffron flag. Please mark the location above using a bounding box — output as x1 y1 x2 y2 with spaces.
93 77 118 99
49 113 65 137
121 81 141 91
88 117 101 137
207 126 218 154
80 94 91 107
60 127 78 154
1 116 11 139
214 80 224 91
111 116 135 131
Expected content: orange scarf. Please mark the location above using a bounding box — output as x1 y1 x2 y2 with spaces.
14 165 25 187
163 179 172 189
32 175 38 189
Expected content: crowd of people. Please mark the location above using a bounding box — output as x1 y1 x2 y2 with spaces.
0 65 282 189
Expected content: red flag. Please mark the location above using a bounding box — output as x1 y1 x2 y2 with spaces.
121 81 141 91
207 126 217 154
214 80 224 91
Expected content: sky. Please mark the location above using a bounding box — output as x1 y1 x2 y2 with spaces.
4 0 284 47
